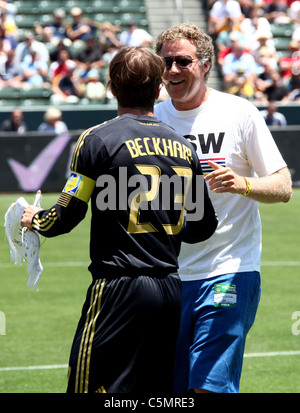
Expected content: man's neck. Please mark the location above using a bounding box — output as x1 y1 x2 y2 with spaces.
118 106 154 116
172 86 211 111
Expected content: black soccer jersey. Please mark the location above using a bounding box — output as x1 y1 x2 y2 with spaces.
32 114 217 278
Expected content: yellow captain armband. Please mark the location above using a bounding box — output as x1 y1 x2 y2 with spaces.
242 177 251 196
62 172 96 203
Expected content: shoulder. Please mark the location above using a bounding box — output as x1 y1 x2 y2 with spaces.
78 117 120 142
210 90 263 123
154 99 171 114
210 88 252 106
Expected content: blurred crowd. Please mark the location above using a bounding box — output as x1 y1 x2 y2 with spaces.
207 0 300 103
1 0 300 106
0 2 154 104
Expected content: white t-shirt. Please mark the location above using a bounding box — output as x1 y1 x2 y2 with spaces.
119 28 153 47
154 89 287 281
289 1 300 20
210 0 242 19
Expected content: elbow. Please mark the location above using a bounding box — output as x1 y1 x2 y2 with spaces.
283 186 293 203
277 168 293 203
283 175 293 203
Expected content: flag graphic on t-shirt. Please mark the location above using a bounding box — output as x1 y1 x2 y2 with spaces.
200 158 226 176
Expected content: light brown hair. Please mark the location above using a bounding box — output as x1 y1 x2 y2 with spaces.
108 46 164 109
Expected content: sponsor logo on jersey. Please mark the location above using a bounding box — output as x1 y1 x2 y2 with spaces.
64 172 82 196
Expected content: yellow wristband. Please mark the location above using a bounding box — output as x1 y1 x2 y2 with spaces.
242 177 251 196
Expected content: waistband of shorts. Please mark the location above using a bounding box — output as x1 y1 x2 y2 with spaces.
90 269 179 281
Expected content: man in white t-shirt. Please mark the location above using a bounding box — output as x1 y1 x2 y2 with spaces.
289 0 300 24
119 22 153 48
208 0 242 35
154 23 292 393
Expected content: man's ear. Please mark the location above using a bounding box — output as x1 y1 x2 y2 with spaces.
202 61 210 73
110 84 116 97
107 80 116 97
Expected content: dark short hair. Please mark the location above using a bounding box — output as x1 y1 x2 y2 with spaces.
108 47 164 109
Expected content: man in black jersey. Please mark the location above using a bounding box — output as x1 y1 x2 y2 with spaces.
21 46 217 393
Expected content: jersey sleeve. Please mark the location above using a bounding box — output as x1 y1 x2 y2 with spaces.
31 128 102 237
31 195 88 238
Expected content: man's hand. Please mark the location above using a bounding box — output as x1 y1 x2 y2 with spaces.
204 161 247 194
21 206 42 230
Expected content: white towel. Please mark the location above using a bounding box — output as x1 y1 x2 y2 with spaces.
4 191 43 290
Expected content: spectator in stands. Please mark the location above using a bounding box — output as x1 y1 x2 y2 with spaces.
222 39 259 90
0 108 27 133
216 30 245 67
288 87 300 101
288 0 300 24
49 38 69 62
290 71 300 92
227 71 256 99
255 55 279 102
0 1 18 39
51 60 84 104
263 69 290 102
49 48 74 81
82 68 106 102
279 40 300 87
240 6 272 40
208 0 243 36
98 22 122 52
21 48 50 88
35 8 71 47
38 107 68 134
264 0 289 24
250 30 277 61
0 23 17 52
0 49 23 88
119 21 153 48
260 101 287 126
240 6 274 54
216 17 244 57
292 26 300 43
239 0 265 18
75 35 105 71
67 7 94 45
14 31 49 66
255 46 279 74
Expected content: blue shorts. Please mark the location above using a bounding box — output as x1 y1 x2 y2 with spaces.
174 271 261 393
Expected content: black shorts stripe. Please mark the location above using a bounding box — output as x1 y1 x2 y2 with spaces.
75 278 106 393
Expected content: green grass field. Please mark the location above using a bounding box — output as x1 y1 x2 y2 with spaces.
0 190 299 393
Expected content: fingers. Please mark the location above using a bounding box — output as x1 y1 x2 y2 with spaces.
21 206 42 229
204 161 247 194
204 161 234 193
207 160 223 171
205 161 227 183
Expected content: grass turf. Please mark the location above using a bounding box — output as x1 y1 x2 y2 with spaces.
0 190 299 393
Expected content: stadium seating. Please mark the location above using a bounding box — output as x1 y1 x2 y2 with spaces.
2 1 149 107
271 22 294 54
14 0 149 32
0 87 22 107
